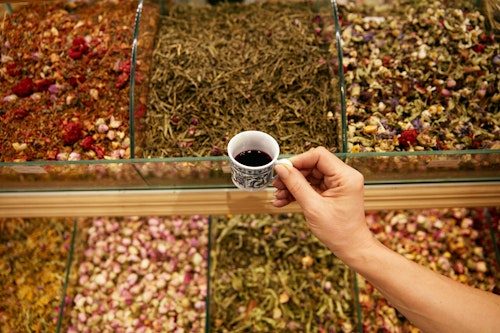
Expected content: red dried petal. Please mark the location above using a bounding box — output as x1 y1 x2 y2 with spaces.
72 37 86 47
36 79 54 92
12 78 34 97
115 72 129 89
472 44 485 54
7 63 20 77
81 136 95 150
398 129 418 148
92 145 105 159
134 104 147 119
69 37 90 60
69 77 78 87
12 108 28 119
120 60 132 73
62 122 83 145
68 49 83 60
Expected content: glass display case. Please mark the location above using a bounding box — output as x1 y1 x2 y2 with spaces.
1 208 499 332
0 0 498 215
0 1 499 331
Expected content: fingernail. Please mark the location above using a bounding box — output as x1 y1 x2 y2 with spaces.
275 164 291 180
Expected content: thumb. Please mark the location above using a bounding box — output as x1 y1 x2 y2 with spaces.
274 164 320 208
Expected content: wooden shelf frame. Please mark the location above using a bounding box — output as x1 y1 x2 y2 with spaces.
1 182 499 217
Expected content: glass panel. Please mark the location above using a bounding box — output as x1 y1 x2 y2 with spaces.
1 149 499 192
208 213 360 332
1 0 139 162
0 160 148 191
0 217 75 332
357 208 499 331
136 0 342 158
344 150 500 183
62 215 210 332
1 0 499 189
129 0 161 158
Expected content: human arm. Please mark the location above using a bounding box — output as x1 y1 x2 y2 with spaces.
272 146 500 333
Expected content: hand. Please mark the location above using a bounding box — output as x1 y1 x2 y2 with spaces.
272 146 374 260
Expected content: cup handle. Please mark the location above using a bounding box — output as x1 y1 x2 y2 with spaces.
272 159 293 182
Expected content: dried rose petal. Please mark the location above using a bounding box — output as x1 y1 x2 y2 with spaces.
91 145 105 159
63 122 84 146
134 104 147 119
398 129 418 148
119 60 131 73
81 136 95 150
12 78 34 97
115 72 129 89
36 79 54 92
68 37 90 60
6 63 20 76
11 108 28 119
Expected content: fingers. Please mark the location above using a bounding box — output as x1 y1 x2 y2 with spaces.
290 146 350 178
272 162 320 209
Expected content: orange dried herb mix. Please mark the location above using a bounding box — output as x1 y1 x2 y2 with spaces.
0 0 139 162
0 218 74 333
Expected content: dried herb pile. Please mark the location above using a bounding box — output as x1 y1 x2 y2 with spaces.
0 217 74 333
339 0 500 152
358 208 500 332
210 213 356 332
141 1 338 158
0 0 142 162
63 216 209 332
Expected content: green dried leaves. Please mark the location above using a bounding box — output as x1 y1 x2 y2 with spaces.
209 214 355 332
143 1 339 157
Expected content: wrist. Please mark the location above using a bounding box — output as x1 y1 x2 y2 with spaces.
332 232 382 271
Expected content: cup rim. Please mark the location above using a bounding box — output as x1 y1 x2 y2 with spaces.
228 131 279 170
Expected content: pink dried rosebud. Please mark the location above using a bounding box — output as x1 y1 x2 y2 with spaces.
81 136 95 150
68 152 81 161
2 94 18 103
189 117 199 125
210 147 222 156
13 77 34 97
63 122 84 145
441 88 451 97
97 124 109 133
48 84 60 94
